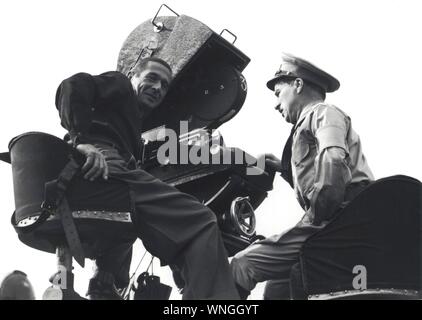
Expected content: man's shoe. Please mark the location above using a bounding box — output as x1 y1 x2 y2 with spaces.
87 271 123 300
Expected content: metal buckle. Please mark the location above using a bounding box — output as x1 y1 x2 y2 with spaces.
41 201 56 213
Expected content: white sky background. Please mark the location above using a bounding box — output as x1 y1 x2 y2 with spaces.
0 0 421 300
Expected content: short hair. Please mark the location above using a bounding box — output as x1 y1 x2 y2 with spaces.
305 80 326 100
130 57 172 77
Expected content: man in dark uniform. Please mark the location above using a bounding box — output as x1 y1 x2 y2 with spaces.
230 53 374 299
55 57 240 299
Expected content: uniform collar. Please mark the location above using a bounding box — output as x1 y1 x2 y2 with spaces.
293 101 324 131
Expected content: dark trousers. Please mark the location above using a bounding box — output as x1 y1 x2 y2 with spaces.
95 241 133 289
92 144 239 299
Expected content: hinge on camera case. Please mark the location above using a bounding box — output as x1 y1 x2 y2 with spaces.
141 38 158 59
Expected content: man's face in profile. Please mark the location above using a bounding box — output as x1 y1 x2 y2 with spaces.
274 80 297 124
131 61 172 110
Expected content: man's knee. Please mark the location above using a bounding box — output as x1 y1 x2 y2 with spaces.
231 250 250 273
230 252 256 297
230 252 255 289
231 250 247 268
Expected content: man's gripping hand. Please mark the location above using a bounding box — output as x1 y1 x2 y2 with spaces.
74 144 109 181
257 153 282 172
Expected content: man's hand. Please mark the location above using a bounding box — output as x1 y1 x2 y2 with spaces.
74 144 109 181
257 153 282 172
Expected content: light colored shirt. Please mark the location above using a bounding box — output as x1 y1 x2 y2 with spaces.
291 102 374 223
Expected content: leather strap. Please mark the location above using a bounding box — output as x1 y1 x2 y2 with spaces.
50 157 85 267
